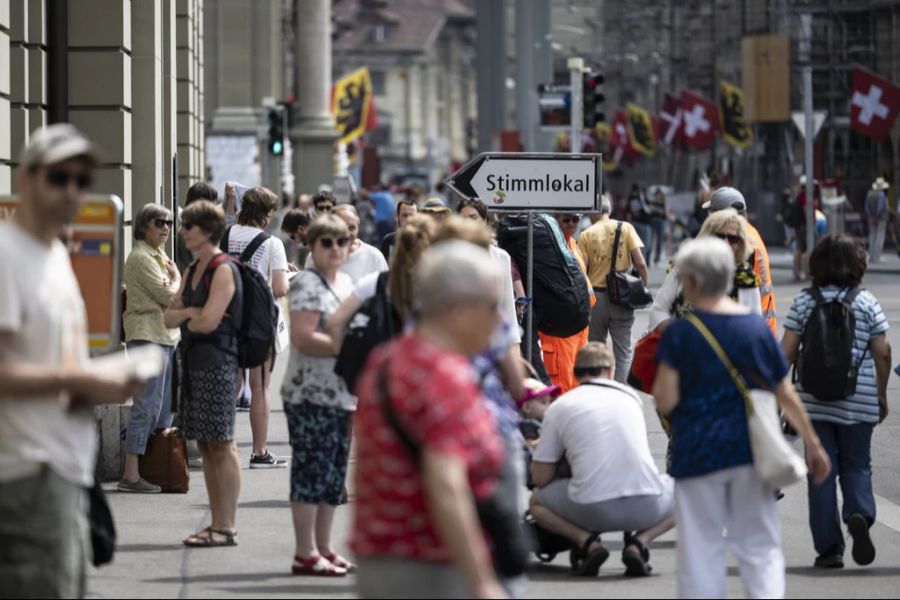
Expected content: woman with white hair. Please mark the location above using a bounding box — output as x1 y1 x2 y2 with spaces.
352 240 509 599
652 237 831 599
648 208 761 333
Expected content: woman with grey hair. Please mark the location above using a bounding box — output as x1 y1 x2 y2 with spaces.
119 203 181 493
352 240 509 599
652 237 830 599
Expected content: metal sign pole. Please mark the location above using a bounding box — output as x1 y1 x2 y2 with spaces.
526 211 534 364
569 57 584 154
803 67 815 257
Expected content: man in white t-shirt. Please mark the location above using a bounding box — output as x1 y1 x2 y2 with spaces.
0 124 142 597
223 186 289 469
306 204 388 283
530 342 675 578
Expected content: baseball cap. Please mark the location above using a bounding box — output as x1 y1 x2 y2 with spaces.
421 197 451 214
19 124 98 171
702 186 746 213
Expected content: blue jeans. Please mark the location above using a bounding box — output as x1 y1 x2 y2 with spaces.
650 218 666 264
125 341 175 455
807 420 876 557
631 221 653 264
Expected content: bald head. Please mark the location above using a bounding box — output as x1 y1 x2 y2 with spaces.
334 204 360 245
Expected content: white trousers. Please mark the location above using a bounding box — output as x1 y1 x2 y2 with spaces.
675 465 785 599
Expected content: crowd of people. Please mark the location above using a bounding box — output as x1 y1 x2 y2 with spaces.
0 124 896 600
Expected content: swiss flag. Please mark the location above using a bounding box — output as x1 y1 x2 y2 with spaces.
658 93 686 148
850 66 900 142
609 109 640 166
681 91 719 150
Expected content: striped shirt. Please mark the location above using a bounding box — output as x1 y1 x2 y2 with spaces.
784 287 889 425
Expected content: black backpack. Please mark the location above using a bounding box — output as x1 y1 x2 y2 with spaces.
197 251 278 369
794 286 865 401
334 271 401 394
497 214 591 338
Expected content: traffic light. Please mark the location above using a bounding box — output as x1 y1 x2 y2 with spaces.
267 107 284 156
582 71 606 128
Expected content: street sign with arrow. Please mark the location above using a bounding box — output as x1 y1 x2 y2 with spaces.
445 152 602 211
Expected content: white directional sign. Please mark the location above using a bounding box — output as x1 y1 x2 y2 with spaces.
445 152 601 211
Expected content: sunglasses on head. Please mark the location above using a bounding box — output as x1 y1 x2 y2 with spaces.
153 218 174 228
318 236 350 249
714 233 742 245
46 170 92 190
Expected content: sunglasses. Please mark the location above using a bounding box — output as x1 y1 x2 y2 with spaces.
714 233 742 245
47 170 92 190
153 219 174 228
318 236 350 249
316 204 335 212
561 216 581 224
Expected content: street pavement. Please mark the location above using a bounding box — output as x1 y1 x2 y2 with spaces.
88 253 900 599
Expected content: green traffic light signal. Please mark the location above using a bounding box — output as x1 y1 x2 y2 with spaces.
271 139 283 155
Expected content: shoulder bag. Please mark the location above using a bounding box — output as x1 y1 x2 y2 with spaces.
605 221 653 310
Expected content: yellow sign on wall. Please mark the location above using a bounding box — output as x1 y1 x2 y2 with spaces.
332 67 375 144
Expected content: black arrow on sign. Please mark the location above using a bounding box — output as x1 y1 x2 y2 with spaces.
445 154 487 200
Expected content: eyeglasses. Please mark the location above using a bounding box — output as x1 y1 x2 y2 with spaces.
561 215 582 224
318 236 350 249
714 233 742 245
153 219 174 228
316 204 334 213
46 170 92 190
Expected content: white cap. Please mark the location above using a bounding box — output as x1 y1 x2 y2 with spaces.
19 124 98 170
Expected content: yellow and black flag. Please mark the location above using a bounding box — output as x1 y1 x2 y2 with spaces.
331 68 376 144
626 103 656 157
719 80 752 148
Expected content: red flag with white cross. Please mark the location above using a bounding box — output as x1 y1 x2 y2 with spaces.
659 93 686 148
850 66 900 142
609 109 640 166
681 90 720 150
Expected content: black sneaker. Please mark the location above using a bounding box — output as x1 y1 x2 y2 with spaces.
847 513 876 566
249 450 287 469
236 398 251 412
814 554 844 569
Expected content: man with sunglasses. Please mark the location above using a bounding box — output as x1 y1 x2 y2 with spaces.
312 190 336 217
537 213 595 393
0 124 143 597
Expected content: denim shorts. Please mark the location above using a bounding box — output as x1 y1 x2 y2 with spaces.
284 401 352 505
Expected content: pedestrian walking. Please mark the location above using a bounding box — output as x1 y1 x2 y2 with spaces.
626 183 653 264
866 177 890 263
0 124 142 599
119 203 182 493
165 201 243 548
781 234 893 569
652 237 831 599
281 214 357 576
529 342 676 577
352 241 509 599
380 197 419 260
305 205 388 283
577 194 649 383
223 187 289 469
648 188 670 266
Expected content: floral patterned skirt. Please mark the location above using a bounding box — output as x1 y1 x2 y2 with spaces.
284 401 353 505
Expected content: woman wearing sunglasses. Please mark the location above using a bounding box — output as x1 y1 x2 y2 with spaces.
649 208 761 334
119 203 181 493
280 214 357 576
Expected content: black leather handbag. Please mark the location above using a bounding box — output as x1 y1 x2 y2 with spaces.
605 221 653 309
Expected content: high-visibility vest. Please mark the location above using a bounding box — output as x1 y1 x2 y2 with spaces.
747 224 777 336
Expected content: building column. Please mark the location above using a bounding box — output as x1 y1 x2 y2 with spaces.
131 0 164 213
162 0 177 209
475 0 506 153
291 0 337 195
68 0 132 214
176 0 203 195
0 0 11 193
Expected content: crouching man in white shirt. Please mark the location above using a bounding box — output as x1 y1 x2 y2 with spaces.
530 342 675 578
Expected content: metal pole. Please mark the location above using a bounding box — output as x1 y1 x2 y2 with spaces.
804 67 815 256
569 57 584 154
526 212 534 364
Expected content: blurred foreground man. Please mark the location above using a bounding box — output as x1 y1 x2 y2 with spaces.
0 125 141 599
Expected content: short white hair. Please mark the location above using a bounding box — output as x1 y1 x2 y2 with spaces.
674 237 735 298
415 240 501 318
599 193 613 215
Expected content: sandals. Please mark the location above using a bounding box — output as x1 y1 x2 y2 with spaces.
292 554 348 577
322 551 357 573
622 534 652 577
182 527 238 547
573 533 609 577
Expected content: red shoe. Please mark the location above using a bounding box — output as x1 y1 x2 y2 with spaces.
291 554 348 577
323 551 357 573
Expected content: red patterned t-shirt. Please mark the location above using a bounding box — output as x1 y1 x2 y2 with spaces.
351 335 503 562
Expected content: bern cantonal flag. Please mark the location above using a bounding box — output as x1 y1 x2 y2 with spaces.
609 109 641 167
681 90 720 150
658 93 686 148
851 65 900 143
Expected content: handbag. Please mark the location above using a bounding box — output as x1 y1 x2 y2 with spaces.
269 239 291 354
139 427 190 493
605 221 653 309
627 329 663 393
686 314 807 489
377 362 531 578
87 479 116 567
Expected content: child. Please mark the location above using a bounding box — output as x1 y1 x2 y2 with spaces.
518 378 562 487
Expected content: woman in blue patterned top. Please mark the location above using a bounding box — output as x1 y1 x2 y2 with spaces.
781 234 893 570
653 237 830 599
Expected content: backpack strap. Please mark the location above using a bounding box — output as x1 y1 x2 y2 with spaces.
219 226 232 254
201 253 235 291
240 232 271 264
609 221 624 273
842 285 863 307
